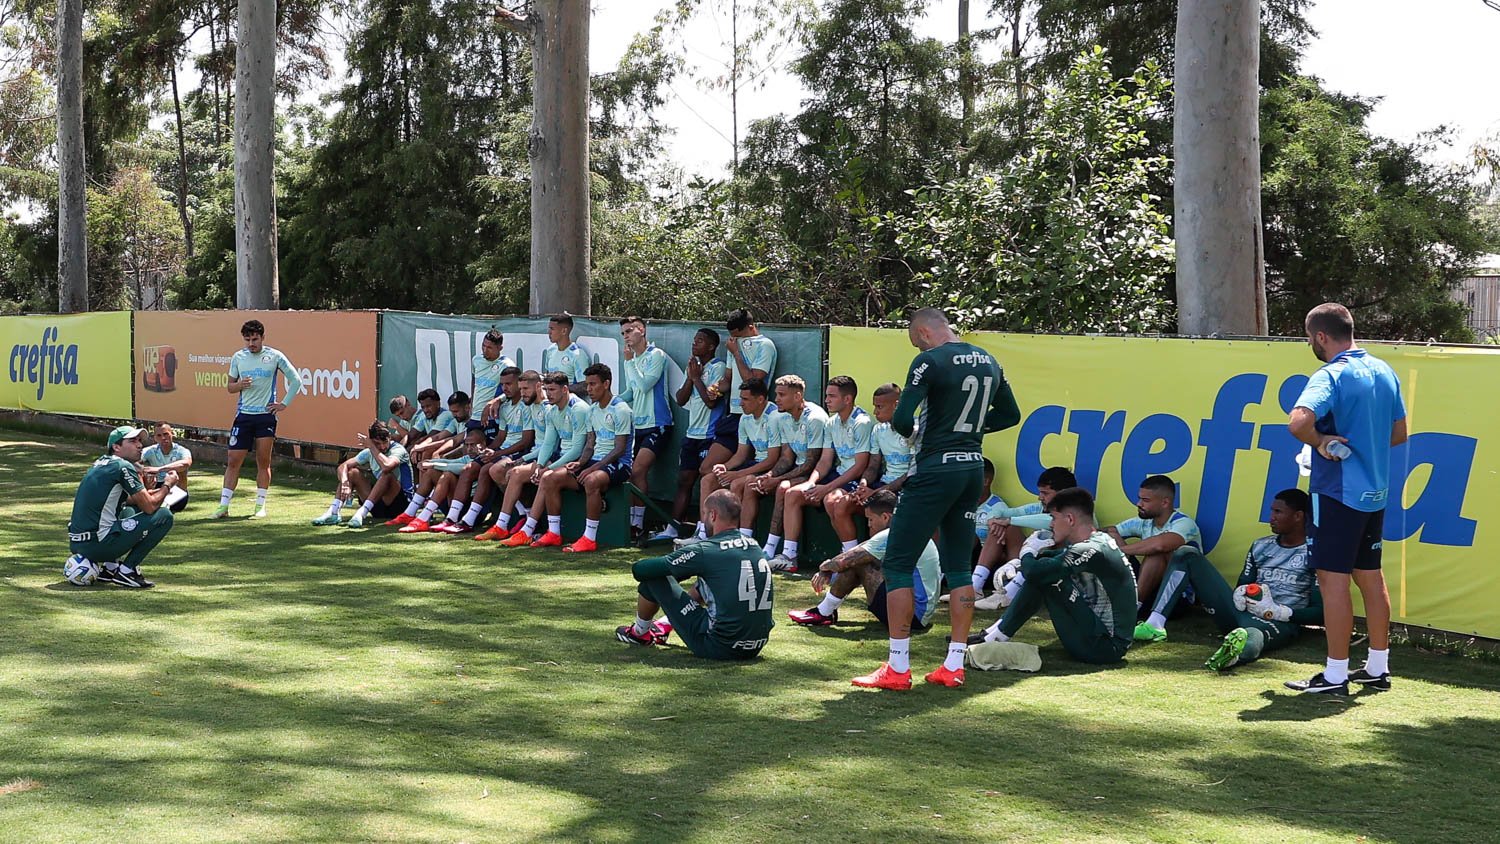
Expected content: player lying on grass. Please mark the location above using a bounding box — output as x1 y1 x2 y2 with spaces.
651 328 727 542
770 376 871 573
1106 474 1203 611
1133 488 1323 672
399 422 487 533
747 375 828 562
970 487 1137 665
694 378 782 542
68 426 178 589
786 490 941 634
615 490 774 661
534 363 634 553
139 422 192 494
313 423 414 527
969 466 1077 612
498 372 594 548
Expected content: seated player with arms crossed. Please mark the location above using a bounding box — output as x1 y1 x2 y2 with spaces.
1106 474 1203 611
971 488 1137 665
651 329 727 542
402 389 459 463
617 317 674 541
498 372 594 547
693 378 782 543
471 370 545 539
840 382 912 523
1133 489 1322 672
385 395 418 445
787 490 942 633
139 422 192 495
772 376 872 573
313 423 413 527
534 363 634 552
615 490 773 661
750 375 828 561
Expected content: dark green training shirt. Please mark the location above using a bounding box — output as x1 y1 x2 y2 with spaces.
68 455 144 540
891 341 1019 473
633 531 775 647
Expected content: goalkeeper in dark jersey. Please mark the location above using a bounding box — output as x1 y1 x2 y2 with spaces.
852 308 1020 691
1132 488 1323 671
615 490 774 661
974 487 1137 664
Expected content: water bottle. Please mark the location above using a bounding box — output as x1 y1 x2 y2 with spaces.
1327 441 1352 460
1244 583 1264 603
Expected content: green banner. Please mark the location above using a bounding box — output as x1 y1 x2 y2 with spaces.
377 312 827 496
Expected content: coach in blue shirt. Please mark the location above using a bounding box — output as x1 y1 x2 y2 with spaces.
1284 303 1407 696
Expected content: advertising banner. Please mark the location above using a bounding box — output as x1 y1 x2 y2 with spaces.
0 311 133 417
829 327 1497 639
134 310 377 447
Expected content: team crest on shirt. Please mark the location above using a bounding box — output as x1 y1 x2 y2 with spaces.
121 518 138 532
261 354 272 363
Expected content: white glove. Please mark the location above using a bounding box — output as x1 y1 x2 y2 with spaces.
1246 588 1281 620
1259 602 1293 622
996 560 1021 583
1296 443 1313 477
1020 532 1052 558
1232 585 1250 612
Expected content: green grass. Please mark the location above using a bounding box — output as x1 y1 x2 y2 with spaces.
2 425 1498 843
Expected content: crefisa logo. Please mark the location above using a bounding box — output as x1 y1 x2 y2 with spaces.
9 326 79 401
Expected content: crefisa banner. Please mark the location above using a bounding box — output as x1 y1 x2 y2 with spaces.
0 312 133 417
830 328 1495 640
134 310 378 447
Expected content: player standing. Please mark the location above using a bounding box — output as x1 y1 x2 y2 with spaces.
851 308 1020 690
214 319 302 520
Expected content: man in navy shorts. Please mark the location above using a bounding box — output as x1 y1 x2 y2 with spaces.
618 316 674 541
214 319 303 520
1284 303 1407 695
537 363 634 553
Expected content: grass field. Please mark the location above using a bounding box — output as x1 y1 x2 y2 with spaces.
1 425 1498 843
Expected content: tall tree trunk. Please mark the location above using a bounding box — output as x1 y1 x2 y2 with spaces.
171 60 196 272
528 0 590 315
56 0 88 313
234 0 279 309
957 0 972 176
1010 0 1025 137
730 0 739 178
209 15 223 147
1174 0 1267 334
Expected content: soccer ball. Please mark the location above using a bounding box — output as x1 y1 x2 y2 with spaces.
64 554 100 586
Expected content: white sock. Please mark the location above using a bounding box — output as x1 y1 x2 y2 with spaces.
1005 572 1026 603
462 502 484 526
659 523 679 538
888 638 911 673
944 642 967 672
446 501 464 522
515 501 529 517
972 565 992 594
1136 600 1143 612
1365 648 1389 676
634 616 653 636
739 527 754 539
841 540 858 552
630 506 645 528
1324 657 1350 684
523 516 538 535
255 488 268 507
695 521 707 538
325 497 344 517
419 500 441 521
584 519 599 541
220 488 233 506
984 623 1010 643
356 499 374 518
1146 612 1168 631
403 494 426 518
547 515 561 535
764 534 781 557
497 512 513 530
784 540 799 560
817 593 844 616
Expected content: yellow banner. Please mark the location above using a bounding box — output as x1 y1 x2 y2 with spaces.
829 327 1495 639
0 312 133 418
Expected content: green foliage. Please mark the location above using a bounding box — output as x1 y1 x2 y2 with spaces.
85 165 185 309
882 48 1173 333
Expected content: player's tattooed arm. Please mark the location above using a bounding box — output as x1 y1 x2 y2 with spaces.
820 545 876 574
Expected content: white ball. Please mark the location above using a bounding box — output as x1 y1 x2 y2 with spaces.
64 554 100 586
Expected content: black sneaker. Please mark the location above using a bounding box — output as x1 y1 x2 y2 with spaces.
105 568 154 589
1284 672 1348 695
945 633 991 646
1349 667 1392 691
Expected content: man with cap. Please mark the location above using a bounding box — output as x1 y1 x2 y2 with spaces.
67 426 179 588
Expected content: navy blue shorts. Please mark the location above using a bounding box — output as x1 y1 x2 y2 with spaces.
229 412 277 450
369 490 411 520
634 425 674 456
712 413 741 451
579 458 631 488
838 479 861 494
679 437 713 473
1309 494 1385 574
867 583 929 633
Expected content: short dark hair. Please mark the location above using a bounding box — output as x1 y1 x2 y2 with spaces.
619 315 645 328
1274 488 1311 516
542 372 569 387
909 308 949 330
865 489 899 516
740 377 769 398
416 388 441 403
584 362 611 383
1046 487 1095 520
1305 303 1354 341
827 375 857 397
550 314 574 329
1037 466 1077 490
240 319 265 336
1141 475 1176 498
695 327 721 349
368 422 391 442
726 308 753 332
448 391 472 406
520 370 542 383
982 457 995 478
500 366 522 379
388 395 409 414
705 488 742 522
483 328 504 346
873 382 900 399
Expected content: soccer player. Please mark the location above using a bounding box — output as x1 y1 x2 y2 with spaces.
787 490 942 633
749 375 829 561
1105 474 1203 608
850 308 1019 691
1283 303 1406 695
139 422 192 493
385 395 419 445
462 368 542 536
652 329 727 541
68 426 177 588
404 388 459 461
313 422 413 527
498 372 593 547
386 391 471 528
1131 489 1321 671
615 490 774 661
971 466 1077 611
701 308 777 476
535 363 634 552
542 314 592 392
840 382 912 525
696 378 782 542
970 487 1137 665
399 421 486 533
214 319 303 519
473 328 519 424
617 317 674 540
772 376 872 572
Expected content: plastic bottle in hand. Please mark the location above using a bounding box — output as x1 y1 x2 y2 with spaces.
1244 583 1265 603
1327 441 1352 460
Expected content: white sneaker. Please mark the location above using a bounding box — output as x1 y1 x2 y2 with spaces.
974 591 1010 611
673 536 704 549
